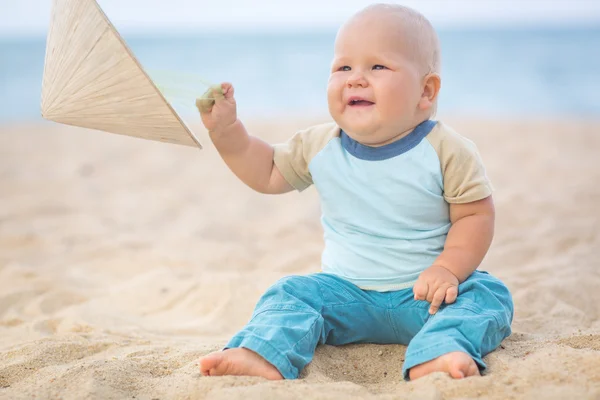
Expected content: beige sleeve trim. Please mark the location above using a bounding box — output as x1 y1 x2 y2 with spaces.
426 122 494 204
273 122 340 192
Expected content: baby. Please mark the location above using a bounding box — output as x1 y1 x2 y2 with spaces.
197 4 513 381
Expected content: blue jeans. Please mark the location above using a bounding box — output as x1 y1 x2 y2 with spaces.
226 271 513 380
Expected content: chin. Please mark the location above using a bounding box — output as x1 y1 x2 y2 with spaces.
341 129 377 146
341 122 376 138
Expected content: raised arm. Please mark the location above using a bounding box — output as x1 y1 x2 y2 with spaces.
197 83 293 194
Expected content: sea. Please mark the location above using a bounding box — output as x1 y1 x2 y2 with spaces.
1 27 599 122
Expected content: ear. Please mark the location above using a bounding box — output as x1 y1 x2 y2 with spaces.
418 73 441 111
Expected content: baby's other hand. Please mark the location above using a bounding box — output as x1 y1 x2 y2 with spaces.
196 82 237 133
413 265 459 315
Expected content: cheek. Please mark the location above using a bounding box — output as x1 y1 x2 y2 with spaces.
327 79 344 109
378 79 419 110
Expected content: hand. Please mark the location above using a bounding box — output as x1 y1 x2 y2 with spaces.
413 265 459 315
196 82 237 133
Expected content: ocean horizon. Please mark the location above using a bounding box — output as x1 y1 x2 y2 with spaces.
1 26 599 123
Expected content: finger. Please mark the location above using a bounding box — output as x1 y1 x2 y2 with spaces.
413 281 428 301
429 287 447 314
425 285 437 303
221 82 235 99
445 286 458 304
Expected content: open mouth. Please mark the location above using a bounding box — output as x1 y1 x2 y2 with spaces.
348 98 374 107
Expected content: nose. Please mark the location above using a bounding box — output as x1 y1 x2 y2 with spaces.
347 71 368 88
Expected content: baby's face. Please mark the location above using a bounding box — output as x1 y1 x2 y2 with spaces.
327 16 425 146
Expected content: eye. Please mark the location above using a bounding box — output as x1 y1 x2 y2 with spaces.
338 66 351 72
372 65 387 70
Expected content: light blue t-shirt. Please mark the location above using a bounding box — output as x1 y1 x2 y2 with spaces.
274 120 492 291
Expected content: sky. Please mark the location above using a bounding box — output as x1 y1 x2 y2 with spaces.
2 0 600 36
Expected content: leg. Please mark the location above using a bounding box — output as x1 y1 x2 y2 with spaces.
201 273 398 379
403 271 514 380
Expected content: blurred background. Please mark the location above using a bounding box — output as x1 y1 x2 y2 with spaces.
1 0 600 123
2 4 600 399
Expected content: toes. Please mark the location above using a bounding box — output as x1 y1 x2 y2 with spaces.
449 368 466 379
448 361 468 379
199 358 210 376
451 358 480 379
447 353 480 379
199 352 223 376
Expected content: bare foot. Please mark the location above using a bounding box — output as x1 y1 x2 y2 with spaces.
409 351 480 380
199 348 284 380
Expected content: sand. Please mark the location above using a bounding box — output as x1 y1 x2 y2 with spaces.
1 118 599 399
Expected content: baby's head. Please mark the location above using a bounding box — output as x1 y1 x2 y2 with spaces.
327 4 441 146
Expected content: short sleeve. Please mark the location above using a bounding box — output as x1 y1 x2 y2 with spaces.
273 122 340 192
426 122 493 204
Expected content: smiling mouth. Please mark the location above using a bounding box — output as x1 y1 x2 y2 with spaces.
348 99 374 106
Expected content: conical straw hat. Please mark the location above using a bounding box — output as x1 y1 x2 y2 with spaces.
41 0 201 148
